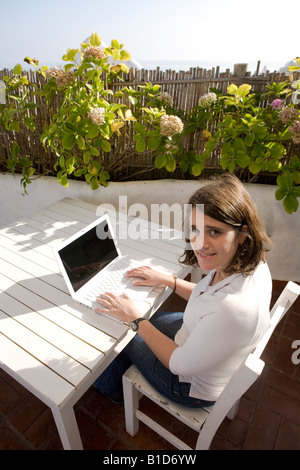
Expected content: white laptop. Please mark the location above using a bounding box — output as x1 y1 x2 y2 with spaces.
53 214 154 310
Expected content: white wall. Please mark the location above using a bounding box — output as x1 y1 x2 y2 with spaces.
0 174 299 282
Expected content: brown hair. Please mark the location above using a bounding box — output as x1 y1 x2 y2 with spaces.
181 174 272 275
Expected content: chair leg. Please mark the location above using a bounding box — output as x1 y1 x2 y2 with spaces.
226 399 240 420
122 372 140 437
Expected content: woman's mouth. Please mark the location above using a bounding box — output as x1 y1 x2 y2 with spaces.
197 252 216 258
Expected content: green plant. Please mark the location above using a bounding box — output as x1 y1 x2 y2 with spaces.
116 83 184 172
0 64 38 192
1 43 299 214
185 82 300 213
39 33 137 190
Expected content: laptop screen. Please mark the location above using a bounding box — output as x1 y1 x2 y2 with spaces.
58 220 119 292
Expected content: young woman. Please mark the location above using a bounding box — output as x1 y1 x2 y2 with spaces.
93 174 272 407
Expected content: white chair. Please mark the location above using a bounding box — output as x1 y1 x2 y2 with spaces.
122 281 300 450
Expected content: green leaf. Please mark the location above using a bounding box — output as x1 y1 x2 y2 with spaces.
244 133 254 147
111 39 120 49
89 33 101 47
59 155 65 169
6 159 15 173
111 48 121 62
136 140 146 153
19 157 32 167
24 116 36 131
90 147 100 156
89 160 101 175
74 169 86 177
275 188 284 200
228 160 236 172
155 154 167 169
236 152 251 168
76 135 86 150
62 134 76 150
277 171 293 193
65 156 75 174
11 141 20 159
165 157 176 172
86 123 99 139
26 167 35 178
9 121 20 132
83 151 91 164
238 84 251 97
98 170 110 187
120 50 131 61
227 84 238 95
192 163 204 176
91 177 99 190
134 123 146 135
283 193 299 214
99 140 111 153
148 136 162 150
13 64 23 76
249 161 262 174
57 171 68 187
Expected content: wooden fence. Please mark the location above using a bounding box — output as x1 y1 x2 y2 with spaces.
0 63 294 182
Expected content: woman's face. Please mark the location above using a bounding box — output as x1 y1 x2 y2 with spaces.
189 208 247 279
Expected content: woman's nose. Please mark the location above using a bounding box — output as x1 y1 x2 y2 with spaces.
193 232 208 251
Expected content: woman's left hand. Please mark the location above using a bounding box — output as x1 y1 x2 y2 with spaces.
94 292 141 324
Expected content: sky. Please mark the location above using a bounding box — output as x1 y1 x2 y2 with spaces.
0 0 299 72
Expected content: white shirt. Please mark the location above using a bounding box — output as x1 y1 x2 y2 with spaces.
169 262 272 401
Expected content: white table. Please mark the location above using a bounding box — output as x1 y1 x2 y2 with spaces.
0 197 191 449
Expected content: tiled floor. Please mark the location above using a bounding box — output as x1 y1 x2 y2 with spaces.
0 280 299 450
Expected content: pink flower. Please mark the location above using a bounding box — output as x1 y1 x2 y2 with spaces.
270 99 284 110
278 107 299 123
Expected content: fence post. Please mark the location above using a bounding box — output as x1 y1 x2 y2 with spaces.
0 81 5 104
233 63 248 77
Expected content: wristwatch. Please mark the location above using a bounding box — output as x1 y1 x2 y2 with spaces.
130 317 146 332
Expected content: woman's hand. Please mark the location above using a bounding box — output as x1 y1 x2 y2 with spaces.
126 266 174 288
94 292 141 324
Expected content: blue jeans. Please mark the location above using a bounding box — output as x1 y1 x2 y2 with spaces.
94 311 215 408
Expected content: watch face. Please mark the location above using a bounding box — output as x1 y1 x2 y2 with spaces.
130 321 138 331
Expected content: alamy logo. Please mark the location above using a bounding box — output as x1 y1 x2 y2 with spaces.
291 340 300 365
96 197 204 251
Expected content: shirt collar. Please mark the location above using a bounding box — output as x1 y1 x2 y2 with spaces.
196 270 242 296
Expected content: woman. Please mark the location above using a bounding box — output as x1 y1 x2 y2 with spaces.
94 174 272 407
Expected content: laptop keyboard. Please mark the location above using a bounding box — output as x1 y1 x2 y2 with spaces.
82 258 153 305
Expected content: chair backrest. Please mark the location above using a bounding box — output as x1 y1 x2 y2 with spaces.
205 281 300 436
253 281 300 359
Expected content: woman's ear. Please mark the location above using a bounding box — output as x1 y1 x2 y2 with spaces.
238 225 249 244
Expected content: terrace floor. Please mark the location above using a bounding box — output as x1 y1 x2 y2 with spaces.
0 279 299 451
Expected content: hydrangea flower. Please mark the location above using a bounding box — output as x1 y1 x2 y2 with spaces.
201 129 212 141
88 107 106 125
45 67 60 79
198 92 217 108
270 99 284 110
55 71 75 87
160 115 184 137
83 46 106 61
45 68 75 87
157 92 173 106
278 107 299 123
288 120 300 144
292 79 300 91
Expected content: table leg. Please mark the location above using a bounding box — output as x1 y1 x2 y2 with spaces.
51 403 83 450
